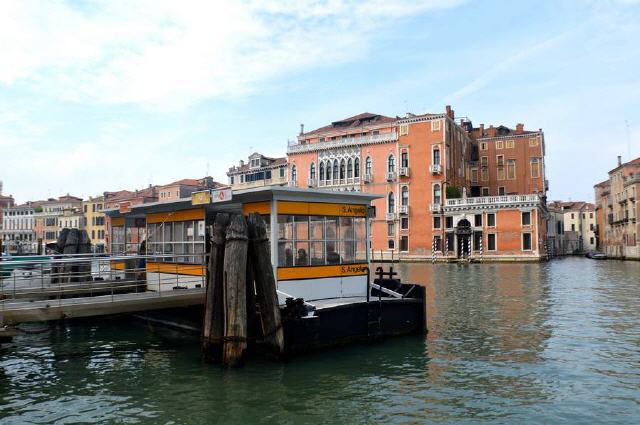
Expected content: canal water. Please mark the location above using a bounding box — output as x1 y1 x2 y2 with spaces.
1 257 639 424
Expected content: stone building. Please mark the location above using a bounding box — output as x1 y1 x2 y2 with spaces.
547 201 597 254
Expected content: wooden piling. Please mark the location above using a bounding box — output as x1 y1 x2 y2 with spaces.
247 213 284 357
222 214 249 367
202 213 230 363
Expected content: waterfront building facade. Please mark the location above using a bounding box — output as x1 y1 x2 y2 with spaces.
0 202 40 253
547 201 596 254
34 195 83 248
83 196 106 253
227 153 288 189
546 205 566 256
287 106 549 261
0 181 15 233
594 156 640 259
157 177 220 202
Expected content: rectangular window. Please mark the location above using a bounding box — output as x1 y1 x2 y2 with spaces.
488 213 496 227
507 160 516 179
474 214 482 227
529 137 539 147
488 233 496 251
481 169 489 182
498 186 505 196
400 236 409 252
387 222 395 236
590 223 594 231
571 224 575 231
446 232 455 252
522 232 532 250
473 231 482 251
482 187 490 196
399 124 409 135
433 216 441 229
480 142 488 150
445 216 453 229
280 168 285 178
432 120 441 131
471 168 478 183
497 155 505 180
388 239 395 249
496 140 504 149
590 237 594 245
531 158 540 178
401 151 409 168
522 211 531 225
506 140 515 149
401 217 409 230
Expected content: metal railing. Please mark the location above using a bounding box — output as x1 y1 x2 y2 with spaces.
0 253 207 318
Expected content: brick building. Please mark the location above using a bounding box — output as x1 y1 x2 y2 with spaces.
286 106 549 261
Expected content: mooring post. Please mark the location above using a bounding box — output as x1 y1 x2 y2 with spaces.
247 213 284 358
222 214 249 367
202 213 230 363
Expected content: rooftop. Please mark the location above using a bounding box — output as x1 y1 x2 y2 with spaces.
301 112 396 137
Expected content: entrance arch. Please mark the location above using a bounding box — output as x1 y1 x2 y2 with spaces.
456 219 472 258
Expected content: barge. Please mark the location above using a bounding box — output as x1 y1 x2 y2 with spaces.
105 186 426 355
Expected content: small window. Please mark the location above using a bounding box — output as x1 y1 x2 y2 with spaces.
506 140 515 149
400 236 409 252
488 233 497 251
387 222 395 236
590 237 594 245
496 140 504 149
498 186 505 196
401 217 409 230
529 137 539 147
388 239 395 249
280 168 285 178
482 187 490 196
432 120 441 131
433 216 441 229
488 213 496 227
401 151 409 168
388 155 396 173
522 233 532 250
507 160 516 180
399 124 409 135
474 214 482 227
480 142 488 151
433 236 442 252
522 211 531 225
445 216 453 229
531 158 540 178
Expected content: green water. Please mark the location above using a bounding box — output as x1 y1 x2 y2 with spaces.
1 257 639 424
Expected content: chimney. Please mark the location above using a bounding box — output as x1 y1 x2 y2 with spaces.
300 123 304 135
488 125 496 137
515 123 524 134
617 155 622 167
479 123 484 136
445 105 453 118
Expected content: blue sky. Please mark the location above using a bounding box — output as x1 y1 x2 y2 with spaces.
1 0 639 203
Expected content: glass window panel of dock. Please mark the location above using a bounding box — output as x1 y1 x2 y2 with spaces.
146 220 205 264
277 215 366 267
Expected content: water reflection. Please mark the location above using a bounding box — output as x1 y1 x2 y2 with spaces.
0 258 639 424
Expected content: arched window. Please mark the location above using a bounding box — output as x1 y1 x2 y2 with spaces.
291 165 297 182
326 161 332 181
365 157 372 176
339 159 346 180
347 158 353 178
433 148 441 165
433 184 441 204
319 162 325 181
388 154 396 173
354 157 360 178
401 186 409 206
388 192 395 213
310 163 316 181
333 160 339 182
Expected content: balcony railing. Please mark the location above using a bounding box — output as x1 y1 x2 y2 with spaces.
307 178 316 188
429 204 441 213
399 167 410 177
288 181 298 187
445 194 541 207
386 171 397 181
623 174 640 187
385 212 396 221
399 205 409 215
315 177 361 187
430 164 442 174
287 131 399 154
363 173 373 183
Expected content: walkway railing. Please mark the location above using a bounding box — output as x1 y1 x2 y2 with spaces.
0 253 207 324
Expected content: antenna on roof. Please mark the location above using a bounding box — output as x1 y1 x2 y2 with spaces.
206 162 210 177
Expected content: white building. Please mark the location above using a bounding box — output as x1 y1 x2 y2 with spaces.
0 202 39 253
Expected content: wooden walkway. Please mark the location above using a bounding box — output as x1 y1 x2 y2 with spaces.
0 288 205 324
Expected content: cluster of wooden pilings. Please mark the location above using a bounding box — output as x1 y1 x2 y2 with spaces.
202 212 284 367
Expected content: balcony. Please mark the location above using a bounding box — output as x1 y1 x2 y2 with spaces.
363 173 373 183
288 181 298 188
429 204 442 213
623 173 640 187
429 164 442 174
386 171 397 181
399 205 409 215
307 178 316 188
399 167 410 177
444 194 541 209
287 131 399 154
386 212 396 221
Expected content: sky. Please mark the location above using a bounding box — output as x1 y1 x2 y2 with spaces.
1 0 639 203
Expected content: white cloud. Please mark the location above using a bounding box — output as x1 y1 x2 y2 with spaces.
0 0 463 109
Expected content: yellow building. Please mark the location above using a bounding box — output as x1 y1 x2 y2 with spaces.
83 196 106 253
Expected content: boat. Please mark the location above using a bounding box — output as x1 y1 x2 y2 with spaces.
586 251 607 260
